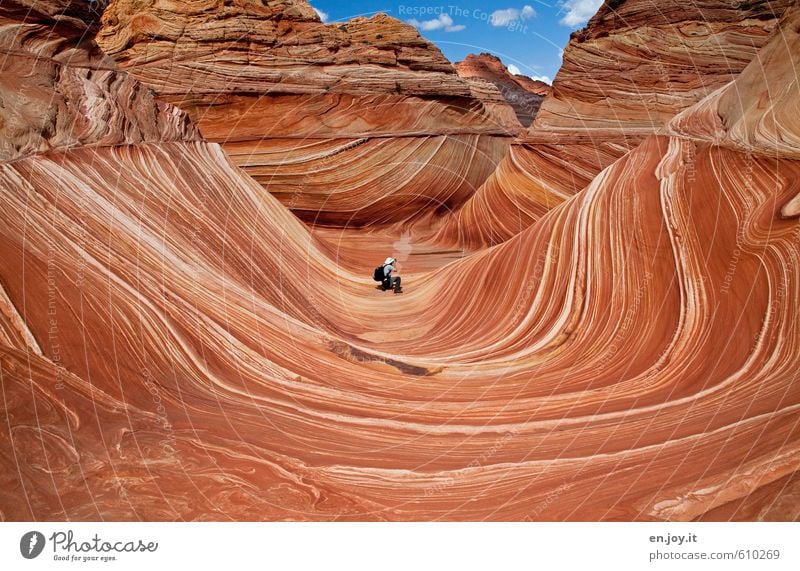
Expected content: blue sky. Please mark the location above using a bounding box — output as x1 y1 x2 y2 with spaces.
307 1 604 83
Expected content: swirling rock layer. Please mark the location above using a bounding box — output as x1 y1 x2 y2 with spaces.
536 0 794 132
0 1 198 162
431 0 796 247
670 6 800 161
2 0 800 522
95 0 519 225
225 134 510 226
3 131 800 520
429 130 642 247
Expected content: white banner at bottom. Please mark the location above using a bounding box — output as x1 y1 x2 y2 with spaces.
1 522 797 570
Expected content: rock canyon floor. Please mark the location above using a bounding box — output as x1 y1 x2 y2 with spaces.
1 0 800 521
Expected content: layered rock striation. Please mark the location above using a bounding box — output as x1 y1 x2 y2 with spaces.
0 0 198 162
1 0 800 522
432 0 797 247
536 0 795 132
96 0 520 226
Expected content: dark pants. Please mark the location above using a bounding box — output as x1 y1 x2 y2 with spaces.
384 276 401 291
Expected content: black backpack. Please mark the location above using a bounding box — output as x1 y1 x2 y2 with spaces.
373 265 385 282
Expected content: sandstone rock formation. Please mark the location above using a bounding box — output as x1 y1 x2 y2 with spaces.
536 0 795 132
0 0 198 161
96 0 519 226
455 53 551 127
669 5 800 162
431 0 797 247
2 0 800 522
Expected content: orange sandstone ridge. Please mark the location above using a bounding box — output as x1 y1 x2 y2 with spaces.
536 0 795 132
432 0 797 247
455 53 551 127
1 0 800 522
95 0 521 226
0 0 198 161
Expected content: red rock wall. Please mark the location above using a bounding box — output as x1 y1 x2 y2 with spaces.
1 0 800 521
3 134 799 520
0 0 198 162
226 134 510 227
455 53 551 127
95 0 519 226
432 0 795 247
536 0 794 131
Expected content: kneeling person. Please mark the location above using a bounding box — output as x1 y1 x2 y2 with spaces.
378 257 402 293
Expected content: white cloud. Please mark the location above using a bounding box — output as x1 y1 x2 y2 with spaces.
490 9 518 27
408 13 465 33
312 7 329 23
505 63 552 85
559 0 603 27
490 5 536 28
